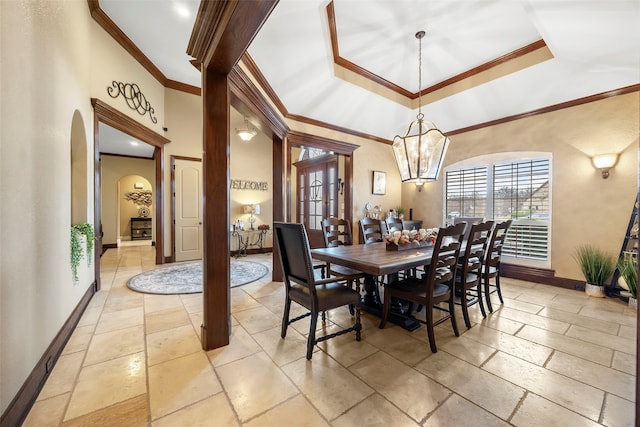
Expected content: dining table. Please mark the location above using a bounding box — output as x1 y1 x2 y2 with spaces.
311 241 438 331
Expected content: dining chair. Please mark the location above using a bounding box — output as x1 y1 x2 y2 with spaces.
274 222 361 360
453 216 484 241
360 217 383 243
379 222 466 353
320 218 365 300
455 220 494 329
483 219 513 312
385 217 403 232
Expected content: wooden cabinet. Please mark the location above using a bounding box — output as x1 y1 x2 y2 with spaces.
131 217 152 240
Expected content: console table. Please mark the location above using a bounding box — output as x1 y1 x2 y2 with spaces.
231 229 269 258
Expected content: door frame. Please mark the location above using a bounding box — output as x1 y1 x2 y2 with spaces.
91 98 170 288
170 155 203 262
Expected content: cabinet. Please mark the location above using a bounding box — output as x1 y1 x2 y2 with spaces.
131 217 152 240
607 195 638 300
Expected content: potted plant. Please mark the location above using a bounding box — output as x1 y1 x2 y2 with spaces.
573 244 616 297
395 206 405 219
617 253 637 308
71 223 96 282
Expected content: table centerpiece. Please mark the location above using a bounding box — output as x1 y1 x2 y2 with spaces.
385 228 437 251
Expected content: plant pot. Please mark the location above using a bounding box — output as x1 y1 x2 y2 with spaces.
585 283 605 298
629 297 637 309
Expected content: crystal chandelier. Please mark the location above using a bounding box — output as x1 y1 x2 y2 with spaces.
392 30 449 188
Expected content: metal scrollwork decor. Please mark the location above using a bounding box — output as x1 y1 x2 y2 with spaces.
107 81 157 124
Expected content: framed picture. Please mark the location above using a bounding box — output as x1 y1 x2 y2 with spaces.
134 182 144 189
372 171 386 195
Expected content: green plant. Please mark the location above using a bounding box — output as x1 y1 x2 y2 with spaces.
573 244 616 286
617 253 637 298
395 206 405 216
70 223 96 282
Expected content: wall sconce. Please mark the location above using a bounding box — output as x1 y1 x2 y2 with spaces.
243 204 261 230
236 116 257 142
592 153 618 179
415 180 425 192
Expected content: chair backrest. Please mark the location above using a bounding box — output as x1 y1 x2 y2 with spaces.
459 221 494 278
385 217 403 232
485 220 512 268
360 217 383 244
423 222 466 287
454 217 484 241
321 217 353 247
273 222 318 293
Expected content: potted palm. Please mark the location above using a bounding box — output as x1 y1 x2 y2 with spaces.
617 253 637 308
574 244 616 297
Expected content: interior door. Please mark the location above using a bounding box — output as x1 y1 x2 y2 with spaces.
295 155 338 248
174 158 203 261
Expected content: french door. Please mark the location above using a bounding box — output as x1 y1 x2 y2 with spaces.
295 155 338 248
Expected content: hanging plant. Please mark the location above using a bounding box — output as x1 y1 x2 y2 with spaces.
70 223 96 282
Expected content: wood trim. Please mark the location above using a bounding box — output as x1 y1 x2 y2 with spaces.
87 0 167 84
229 65 289 139
100 152 153 160
91 99 171 147
171 155 202 162
154 146 164 265
448 83 640 136
286 131 360 155
501 263 583 290
165 79 201 96
102 243 118 249
326 1 548 99
272 133 284 282
0 282 96 427
241 53 289 122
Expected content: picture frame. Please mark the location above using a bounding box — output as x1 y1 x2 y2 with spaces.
372 170 386 195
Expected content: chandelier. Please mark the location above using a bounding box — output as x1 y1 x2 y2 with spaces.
392 30 449 190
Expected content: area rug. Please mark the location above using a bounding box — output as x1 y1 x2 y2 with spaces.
126 260 269 294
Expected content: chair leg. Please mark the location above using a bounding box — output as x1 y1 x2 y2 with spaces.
307 311 318 360
484 273 494 313
355 307 361 341
495 274 504 304
379 289 391 329
348 279 355 315
426 306 437 353
281 298 292 338
449 295 459 337
461 287 471 329
476 282 487 318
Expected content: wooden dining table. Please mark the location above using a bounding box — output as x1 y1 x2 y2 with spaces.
311 242 438 330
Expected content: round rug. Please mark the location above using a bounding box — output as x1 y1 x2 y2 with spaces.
126 260 269 294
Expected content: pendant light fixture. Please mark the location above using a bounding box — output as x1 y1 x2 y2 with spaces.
392 30 450 189
236 116 257 141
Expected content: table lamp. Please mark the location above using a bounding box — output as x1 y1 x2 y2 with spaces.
243 204 261 230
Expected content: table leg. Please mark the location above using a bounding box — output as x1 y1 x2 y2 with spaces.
359 273 421 332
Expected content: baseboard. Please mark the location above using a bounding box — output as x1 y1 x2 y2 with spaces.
0 281 96 427
501 263 583 290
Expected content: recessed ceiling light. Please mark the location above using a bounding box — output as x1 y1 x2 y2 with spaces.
130 141 140 146
173 3 190 18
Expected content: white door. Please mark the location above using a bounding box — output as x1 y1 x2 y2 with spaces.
175 159 203 261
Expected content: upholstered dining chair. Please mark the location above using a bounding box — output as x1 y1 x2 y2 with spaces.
360 217 383 244
274 222 361 360
483 219 513 312
455 220 494 329
320 218 365 300
379 222 466 353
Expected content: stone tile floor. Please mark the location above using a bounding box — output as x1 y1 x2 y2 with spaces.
24 246 637 426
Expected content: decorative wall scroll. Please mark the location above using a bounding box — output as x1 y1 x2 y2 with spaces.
107 81 157 124
231 179 269 191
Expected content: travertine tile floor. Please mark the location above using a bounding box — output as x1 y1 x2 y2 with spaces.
24 246 637 426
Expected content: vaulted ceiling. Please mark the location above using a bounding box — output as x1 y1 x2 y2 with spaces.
99 0 639 146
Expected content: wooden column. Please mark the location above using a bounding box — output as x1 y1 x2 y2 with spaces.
272 133 284 281
201 68 231 349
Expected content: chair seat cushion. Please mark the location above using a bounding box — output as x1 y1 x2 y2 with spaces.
289 281 360 311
